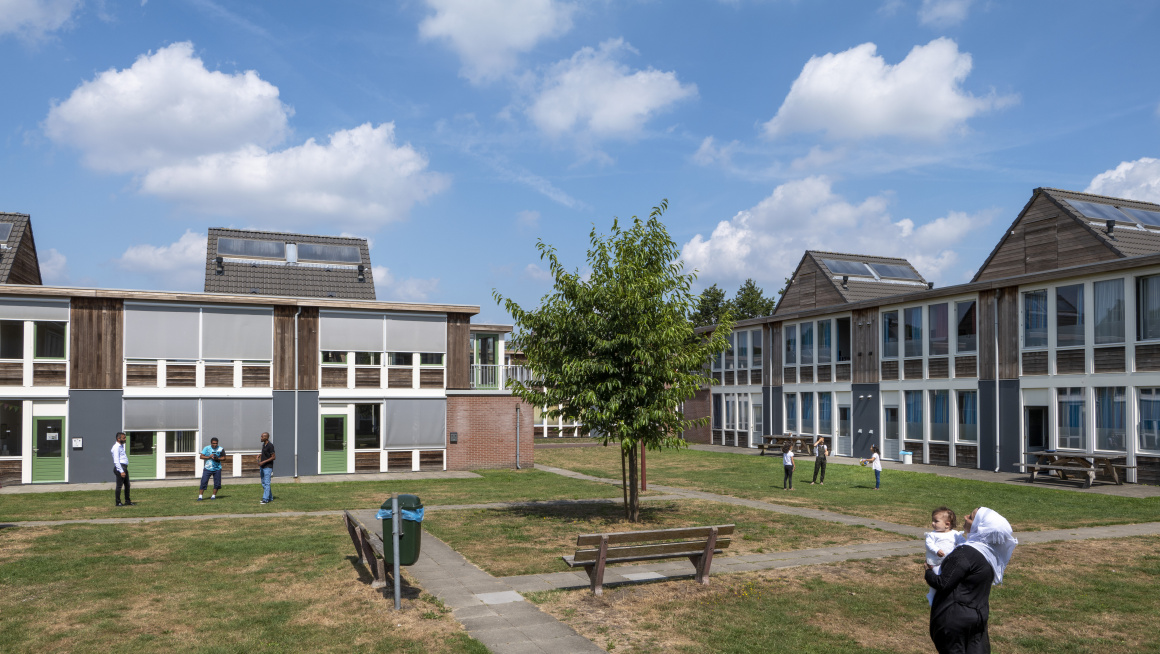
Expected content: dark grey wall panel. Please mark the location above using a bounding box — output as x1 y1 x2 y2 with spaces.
999 380 1021 473
765 386 781 436
978 380 996 471
273 390 318 477
68 390 124 484
852 383 879 458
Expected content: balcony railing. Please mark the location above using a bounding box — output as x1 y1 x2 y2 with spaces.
470 364 532 390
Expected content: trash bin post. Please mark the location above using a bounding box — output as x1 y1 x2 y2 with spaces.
392 495 401 611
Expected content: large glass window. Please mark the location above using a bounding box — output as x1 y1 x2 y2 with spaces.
355 403 381 449
0 321 22 359
836 317 851 362
753 399 763 436
166 430 196 453
1139 275 1160 341
884 406 899 441
786 394 797 432
751 329 763 369
905 390 923 440
928 303 949 356
817 320 831 364
1024 290 1048 348
322 351 348 364
785 325 797 365
738 395 749 431
930 390 950 441
355 352 381 365
388 352 413 366
712 394 722 429
818 392 832 435
1057 387 1086 450
725 332 734 370
956 300 977 353
904 307 923 358
420 353 444 366
0 400 22 456
957 391 977 442
1140 389 1160 451
712 349 722 371
1093 279 1125 345
736 331 749 369
34 321 66 359
882 311 899 359
1056 284 1085 348
801 392 814 434
725 395 736 430
1094 387 1126 452
800 322 814 365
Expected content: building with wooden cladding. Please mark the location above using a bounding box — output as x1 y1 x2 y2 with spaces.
690 188 1160 485
0 213 44 286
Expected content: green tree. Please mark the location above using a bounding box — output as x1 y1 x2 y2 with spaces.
495 201 733 521
690 283 728 327
731 278 777 320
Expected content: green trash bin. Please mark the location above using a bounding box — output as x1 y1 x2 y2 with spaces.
380 494 423 566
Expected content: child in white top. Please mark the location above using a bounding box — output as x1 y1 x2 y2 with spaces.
925 506 964 605
781 441 795 490
859 445 883 490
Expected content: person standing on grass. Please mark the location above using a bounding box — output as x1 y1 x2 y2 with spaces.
810 436 828 485
860 445 882 490
257 432 275 504
198 437 225 501
781 441 795 490
111 432 134 507
926 507 1018 654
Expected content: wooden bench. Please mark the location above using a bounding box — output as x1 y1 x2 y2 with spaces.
1018 463 1098 488
562 525 734 595
343 511 390 590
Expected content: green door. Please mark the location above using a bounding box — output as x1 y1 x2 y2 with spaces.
127 431 157 480
31 417 66 483
320 415 347 474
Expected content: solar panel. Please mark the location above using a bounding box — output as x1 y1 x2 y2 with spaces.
218 238 286 259
1119 207 1160 227
297 243 361 264
0 223 12 242
821 259 871 276
1065 200 1130 223
869 263 921 280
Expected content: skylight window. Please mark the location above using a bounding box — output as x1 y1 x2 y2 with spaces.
218 238 286 259
0 223 13 242
869 263 921 280
821 259 872 276
1119 207 1160 227
298 243 361 264
1065 200 1131 223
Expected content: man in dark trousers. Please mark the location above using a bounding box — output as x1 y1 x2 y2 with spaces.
111 432 134 506
257 431 275 505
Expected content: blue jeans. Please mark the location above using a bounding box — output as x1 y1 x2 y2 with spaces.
874 469 881 489
260 467 273 502
200 468 222 491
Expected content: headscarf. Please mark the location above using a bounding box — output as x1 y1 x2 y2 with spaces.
963 507 1018 584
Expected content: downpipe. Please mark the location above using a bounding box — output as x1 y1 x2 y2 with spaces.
515 405 522 469
294 307 301 479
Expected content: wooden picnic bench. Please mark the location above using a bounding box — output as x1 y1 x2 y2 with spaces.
1017 451 1137 488
343 510 390 590
759 435 816 456
563 525 734 596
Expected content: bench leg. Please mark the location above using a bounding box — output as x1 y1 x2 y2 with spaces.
360 528 386 589
1106 462 1121 485
588 536 609 596
692 527 718 585
344 513 364 562
1083 471 1094 489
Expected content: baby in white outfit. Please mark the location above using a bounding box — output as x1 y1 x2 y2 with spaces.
925 507 964 605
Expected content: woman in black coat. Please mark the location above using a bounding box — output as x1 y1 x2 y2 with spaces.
925 507 1018 654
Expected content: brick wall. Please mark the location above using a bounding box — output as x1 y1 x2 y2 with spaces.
447 394 535 470
682 388 711 444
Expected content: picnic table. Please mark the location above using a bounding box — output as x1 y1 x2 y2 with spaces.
758 434 818 456
1018 451 1136 488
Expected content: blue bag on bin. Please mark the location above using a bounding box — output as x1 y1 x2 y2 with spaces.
376 507 424 522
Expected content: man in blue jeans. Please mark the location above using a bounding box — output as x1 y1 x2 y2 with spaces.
257 431 275 504
198 437 225 501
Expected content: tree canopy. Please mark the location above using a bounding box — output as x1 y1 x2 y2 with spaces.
495 201 733 521
690 278 779 327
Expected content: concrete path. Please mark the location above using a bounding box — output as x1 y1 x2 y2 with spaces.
0 470 481 494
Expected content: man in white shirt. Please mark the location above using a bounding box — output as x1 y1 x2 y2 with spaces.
111 432 133 507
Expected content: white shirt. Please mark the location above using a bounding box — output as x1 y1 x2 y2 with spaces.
782 451 794 466
111 441 128 473
869 452 882 471
925 530 962 567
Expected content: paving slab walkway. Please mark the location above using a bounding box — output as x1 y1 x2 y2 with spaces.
0 470 481 494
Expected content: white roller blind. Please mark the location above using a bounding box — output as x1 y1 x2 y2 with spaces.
202 398 273 451
0 298 69 321
386 315 446 353
124 304 200 360
319 311 384 352
123 399 199 431
385 399 446 448
202 307 273 360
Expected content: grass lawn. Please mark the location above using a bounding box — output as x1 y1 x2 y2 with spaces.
0 516 487 654
0 469 628 522
536 447 1160 531
422 499 909 577
527 536 1160 654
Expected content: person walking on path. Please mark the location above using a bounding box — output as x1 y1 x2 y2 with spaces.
860 445 882 490
111 432 134 507
198 437 225 501
810 436 828 485
781 441 795 490
926 507 1018 653
257 432 275 504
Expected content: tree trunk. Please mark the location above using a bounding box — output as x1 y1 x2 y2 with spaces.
620 445 629 521
626 442 640 522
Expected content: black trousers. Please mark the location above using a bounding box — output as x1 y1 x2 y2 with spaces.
783 465 794 489
114 466 131 504
813 457 827 483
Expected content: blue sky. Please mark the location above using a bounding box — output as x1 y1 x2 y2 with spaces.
2 0 1159 323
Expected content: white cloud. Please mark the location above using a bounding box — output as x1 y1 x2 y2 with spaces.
523 263 552 281
764 38 1014 141
1085 157 1160 204
679 176 991 287
45 41 290 173
138 123 448 230
790 146 847 171
117 230 208 290
516 210 540 229
918 0 973 27
38 247 68 284
692 136 738 167
373 265 439 302
0 0 81 40
419 0 574 84
528 39 697 140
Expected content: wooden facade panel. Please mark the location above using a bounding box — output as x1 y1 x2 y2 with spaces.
929 443 950 467
166 365 196 387
955 355 977 378
388 368 413 388
835 363 851 382
1093 346 1126 373
165 456 196 478
446 313 471 390
69 297 124 389
852 308 879 384
387 451 412 471
955 445 977 469
126 364 157 386
768 323 782 385
776 258 845 315
32 363 66 386
712 371 722 384
800 366 813 383
996 287 1020 380
355 451 380 472
903 359 923 380
817 365 831 383
881 360 898 381
1135 344 1160 372
0 362 21 385
0 460 21 485
1023 223 1058 273
783 367 797 384
296 307 319 390
320 367 347 388
1022 351 1048 375
724 371 735 385
9 224 43 285
978 290 996 379
272 306 296 390
354 367 381 388
204 365 234 387
419 368 444 389
928 357 949 379
1055 349 1086 375
419 450 443 471
241 366 270 388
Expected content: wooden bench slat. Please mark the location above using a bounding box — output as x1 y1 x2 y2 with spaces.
1017 464 1094 471
571 538 732 563
564 549 726 568
575 525 734 546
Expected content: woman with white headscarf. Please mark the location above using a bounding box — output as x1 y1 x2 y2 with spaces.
925 507 1017 654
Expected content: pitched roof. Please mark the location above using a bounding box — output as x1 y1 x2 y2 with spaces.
806 250 927 302
0 213 41 285
204 228 375 300
1038 188 1160 258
